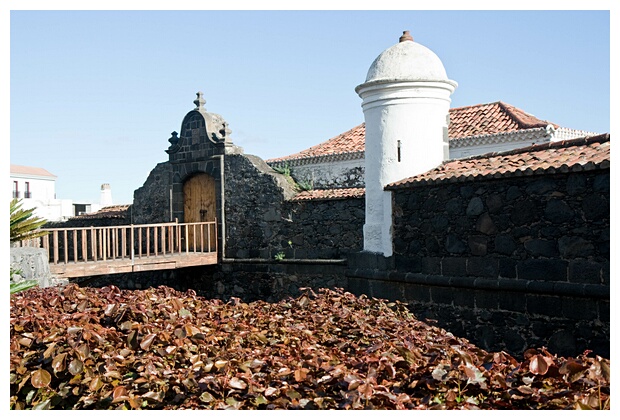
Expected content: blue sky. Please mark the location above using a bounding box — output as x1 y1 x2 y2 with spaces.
7 5 614 205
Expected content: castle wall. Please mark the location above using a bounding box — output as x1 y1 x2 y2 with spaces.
223 154 364 260
348 167 610 357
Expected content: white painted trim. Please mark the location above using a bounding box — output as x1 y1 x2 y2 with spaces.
449 126 552 149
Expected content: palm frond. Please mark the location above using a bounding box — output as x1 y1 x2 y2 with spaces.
10 280 38 294
10 199 48 243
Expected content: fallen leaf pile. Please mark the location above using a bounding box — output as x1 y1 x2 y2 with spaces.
10 284 610 410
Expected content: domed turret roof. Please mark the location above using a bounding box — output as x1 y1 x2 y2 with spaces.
362 31 450 85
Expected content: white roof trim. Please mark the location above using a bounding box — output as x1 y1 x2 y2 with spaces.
449 126 553 149
269 151 365 167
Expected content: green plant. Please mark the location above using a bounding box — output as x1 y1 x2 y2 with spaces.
10 279 38 295
296 179 313 192
274 251 286 261
272 164 291 177
10 198 48 244
10 267 37 295
10 199 46 294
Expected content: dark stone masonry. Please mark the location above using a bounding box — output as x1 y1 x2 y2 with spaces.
390 172 609 284
345 168 610 358
224 154 364 260
132 162 172 224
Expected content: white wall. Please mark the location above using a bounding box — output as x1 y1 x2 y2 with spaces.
20 198 74 222
290 158 365 189
11 175 56 202
449 138 549 159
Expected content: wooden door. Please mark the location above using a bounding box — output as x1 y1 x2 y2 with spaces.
183 173 217 251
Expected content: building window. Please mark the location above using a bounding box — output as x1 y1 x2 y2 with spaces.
13 181 19 199
74 204 87 216
24 182 31 198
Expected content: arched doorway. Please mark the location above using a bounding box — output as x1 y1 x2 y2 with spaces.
183 173 217 251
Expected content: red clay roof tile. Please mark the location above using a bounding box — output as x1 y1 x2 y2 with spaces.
268 101 558 163
386 134 610 189
448 101 558 139
70 205 130 220
269 124 366 163
291 187 365 201
284 134 609 201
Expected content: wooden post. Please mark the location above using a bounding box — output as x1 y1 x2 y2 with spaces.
207 223 211 252
71 230 77 263
138 227 142 259
53 231 59 264
167 225 173 254
184 225 189 254
63 230 68 264
81 229 87 262
200 224 204 252
161 226 166 255
103 228 108 261
121 227 126 258
109 228 113 260
92 228 97 262
113 228 118 260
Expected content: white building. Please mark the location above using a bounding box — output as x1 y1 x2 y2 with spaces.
10 164 111 222
10 164 73 221
11 164 57 201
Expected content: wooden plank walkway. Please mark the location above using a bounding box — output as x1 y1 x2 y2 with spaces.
20 221 218 279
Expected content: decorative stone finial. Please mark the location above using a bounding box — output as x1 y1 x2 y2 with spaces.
399 30 413 42
194 91 206 110
168 131 179 146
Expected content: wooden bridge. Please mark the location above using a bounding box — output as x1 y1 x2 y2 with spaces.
22 221 218 279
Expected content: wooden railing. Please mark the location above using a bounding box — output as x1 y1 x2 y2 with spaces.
21 221 217 266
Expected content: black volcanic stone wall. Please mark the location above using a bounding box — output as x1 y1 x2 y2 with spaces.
391 170 609 284
132 162 173 224
223 154 364 260
78 261 347 306
352 169 610 357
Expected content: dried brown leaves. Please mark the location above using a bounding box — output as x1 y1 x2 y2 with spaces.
10 284 610 410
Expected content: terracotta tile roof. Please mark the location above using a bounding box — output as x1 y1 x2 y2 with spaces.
291 187 365 201
268 124 366 163
267 101 559 163
386 134 610 189
448 101 558 139
70 205 130 220
10 164 57 178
